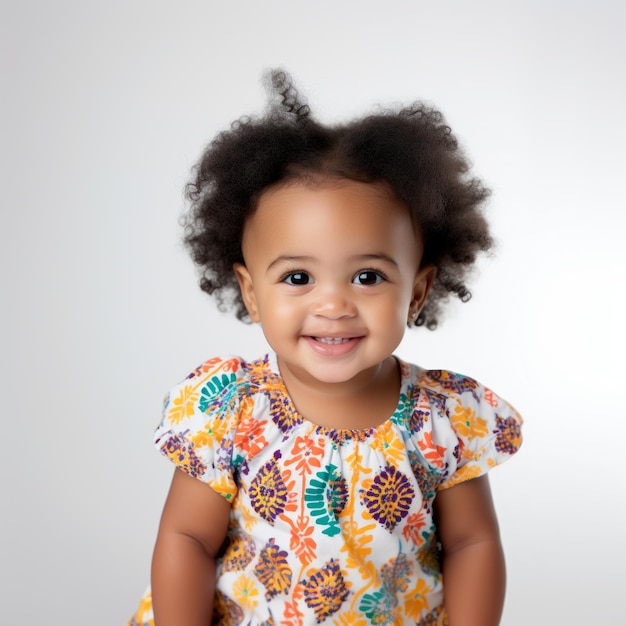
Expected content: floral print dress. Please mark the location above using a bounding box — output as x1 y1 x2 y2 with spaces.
129 353 522 626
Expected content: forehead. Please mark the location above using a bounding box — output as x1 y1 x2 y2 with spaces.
243 180 420 254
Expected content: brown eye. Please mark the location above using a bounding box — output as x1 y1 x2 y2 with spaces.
353 270 384 285
283 272 312 285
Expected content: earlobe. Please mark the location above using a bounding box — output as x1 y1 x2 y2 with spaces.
233 263 260 323
408 265 437 321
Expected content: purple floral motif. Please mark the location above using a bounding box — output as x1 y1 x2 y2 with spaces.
222 532 256 572
254 538 292 600
249 457 288 525
427 371 479 400
159 433 207 478
212 590 244 625
494 414 522 454
360 465 415 531
300 559 349 622
408 452 440 501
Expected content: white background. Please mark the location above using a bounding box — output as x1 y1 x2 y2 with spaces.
2 1 624 623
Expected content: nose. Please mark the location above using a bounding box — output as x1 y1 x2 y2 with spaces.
309 285 357 319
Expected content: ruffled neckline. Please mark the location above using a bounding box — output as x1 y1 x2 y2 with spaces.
256 352 416 444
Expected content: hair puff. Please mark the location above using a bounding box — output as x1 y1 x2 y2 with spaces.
182 69 493 329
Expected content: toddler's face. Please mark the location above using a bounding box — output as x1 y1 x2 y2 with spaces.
234 179 434 392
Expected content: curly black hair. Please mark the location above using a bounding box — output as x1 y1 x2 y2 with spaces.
183 70 493 330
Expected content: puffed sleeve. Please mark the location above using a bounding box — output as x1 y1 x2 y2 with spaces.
153 356 251 502
421 370 523 491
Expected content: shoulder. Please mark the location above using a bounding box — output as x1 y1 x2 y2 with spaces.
161 354 274 422
406 362 520 421
174 354 268 385
399 360 522 460
398 360 483 413
423 367 520 431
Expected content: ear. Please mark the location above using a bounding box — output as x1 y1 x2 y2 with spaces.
407 264 437 322
233 263 260 323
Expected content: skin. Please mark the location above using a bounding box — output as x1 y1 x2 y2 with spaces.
151 469 230 625
234 179 435 429
151 178 506 625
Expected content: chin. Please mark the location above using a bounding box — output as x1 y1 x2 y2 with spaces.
305 362 379 387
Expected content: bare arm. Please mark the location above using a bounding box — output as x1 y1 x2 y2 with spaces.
434 475 506 626
151 468 231 626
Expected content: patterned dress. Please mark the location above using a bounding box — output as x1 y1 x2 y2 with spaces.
129 354 522 626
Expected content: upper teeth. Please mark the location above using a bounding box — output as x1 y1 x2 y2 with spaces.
317 337 350 344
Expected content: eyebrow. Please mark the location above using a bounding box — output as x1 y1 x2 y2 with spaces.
266 253 399 272
266 255 315 272
353 253 399 267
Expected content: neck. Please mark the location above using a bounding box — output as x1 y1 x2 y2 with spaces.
276 356 400 430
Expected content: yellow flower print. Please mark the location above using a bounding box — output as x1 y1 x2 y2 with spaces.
460 445 485 462
236 503 258 533
232 574 259 609
191 415 230 449
451 405 489 440
370 423 406 466
443 463 482 488
403 578 433 619
132 590 153 623
333 610 368 626
167 385 198 424
344 446 373 477
340 520 376 578
211 474 237 500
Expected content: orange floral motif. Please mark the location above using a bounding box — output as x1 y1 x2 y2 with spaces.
483 388 499 407
221 357 243 373
402 510 428 545
417 431 447 469
284 434 325 474
282 598 305 626
233 416 269 457
190 356 223 378
280 513 317 565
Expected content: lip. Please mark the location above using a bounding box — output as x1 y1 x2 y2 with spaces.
303 335 363 357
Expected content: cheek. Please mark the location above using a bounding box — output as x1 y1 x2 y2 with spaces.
370 297 409 328
257 293 302 327
271 298 300 318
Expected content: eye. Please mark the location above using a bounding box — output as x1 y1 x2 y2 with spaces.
283 271 313 285
353 270 385 285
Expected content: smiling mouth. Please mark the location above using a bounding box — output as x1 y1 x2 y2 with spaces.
304 335 362 356
313 337 354 345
